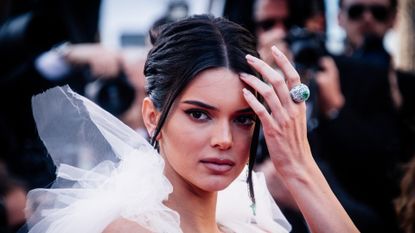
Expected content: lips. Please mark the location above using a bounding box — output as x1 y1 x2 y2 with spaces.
200 158 235 174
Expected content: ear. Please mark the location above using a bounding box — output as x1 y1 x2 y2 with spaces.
142 97 161 139
338 10 345 28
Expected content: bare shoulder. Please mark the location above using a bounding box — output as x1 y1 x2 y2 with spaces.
103 218 152 233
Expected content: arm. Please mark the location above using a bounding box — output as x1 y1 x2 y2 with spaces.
62 43 122 78
240 46 359 233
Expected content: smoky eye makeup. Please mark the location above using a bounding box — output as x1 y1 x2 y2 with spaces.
234 114 256 127
184 109 211 122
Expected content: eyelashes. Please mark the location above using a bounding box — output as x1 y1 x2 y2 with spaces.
234 115 256 126
184 109 256 127
185 109 210 121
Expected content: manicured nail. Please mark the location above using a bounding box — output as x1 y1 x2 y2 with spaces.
271 45 282 57
242 88 253 96
245 54 256 63
240 73 249 79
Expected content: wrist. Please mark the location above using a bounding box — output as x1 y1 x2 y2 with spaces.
273 148 316 184
277 157 330 207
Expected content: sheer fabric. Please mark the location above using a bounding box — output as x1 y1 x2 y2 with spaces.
26 86 291 233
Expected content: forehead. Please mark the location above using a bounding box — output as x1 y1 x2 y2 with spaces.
342 0 390 6
179 68 247 104
255 0 289 21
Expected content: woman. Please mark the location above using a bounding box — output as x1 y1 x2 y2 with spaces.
25 15 358 233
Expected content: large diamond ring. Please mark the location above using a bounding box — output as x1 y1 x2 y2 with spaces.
289 83 310 103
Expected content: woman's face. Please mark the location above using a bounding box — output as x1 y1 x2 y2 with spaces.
159 68 255 192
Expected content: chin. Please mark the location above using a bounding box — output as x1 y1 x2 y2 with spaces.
199 176 235 192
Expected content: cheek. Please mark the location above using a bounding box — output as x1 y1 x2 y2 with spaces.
373 23 389 34
161 114 208 166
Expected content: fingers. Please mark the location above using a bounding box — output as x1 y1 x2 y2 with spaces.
241 88 274 130
245 54 292 106
242 47 307 127
240 73 282 112
270 46 301 89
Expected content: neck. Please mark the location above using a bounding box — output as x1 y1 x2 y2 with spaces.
343 40 358 56
163 164 221 233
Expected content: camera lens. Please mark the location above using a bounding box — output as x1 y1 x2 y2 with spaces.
286 27 326 72
85 72 135 116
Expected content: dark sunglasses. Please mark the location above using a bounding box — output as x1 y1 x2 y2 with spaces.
346 4 390 22
255 18 292 32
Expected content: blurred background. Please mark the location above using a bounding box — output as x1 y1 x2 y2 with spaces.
0 0 414 232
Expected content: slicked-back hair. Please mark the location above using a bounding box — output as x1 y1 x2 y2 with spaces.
144 14 261 205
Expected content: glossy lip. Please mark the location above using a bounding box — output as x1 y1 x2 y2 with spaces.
200 158 235 174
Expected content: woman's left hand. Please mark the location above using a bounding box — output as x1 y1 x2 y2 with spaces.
240 45 313 177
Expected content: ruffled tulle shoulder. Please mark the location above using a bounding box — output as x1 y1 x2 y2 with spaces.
27 85 181 233
26 86 291 233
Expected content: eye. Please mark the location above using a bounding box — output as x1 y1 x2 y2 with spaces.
234 115 256 126
185 109 210 121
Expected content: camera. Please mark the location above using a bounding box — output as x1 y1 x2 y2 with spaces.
84 71 135 117
285 27 327 73
285 27 327 132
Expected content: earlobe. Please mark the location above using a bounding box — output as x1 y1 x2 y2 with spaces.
338 12 344 28
142 97 161 139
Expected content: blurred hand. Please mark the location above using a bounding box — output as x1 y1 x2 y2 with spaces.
65 44 122 78
118 50 147 131
257 28 291 67
315 57 345 118
120 51 146 92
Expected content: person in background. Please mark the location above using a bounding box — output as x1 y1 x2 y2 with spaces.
0 0 136 191
317 0 405 232
252 0 409 232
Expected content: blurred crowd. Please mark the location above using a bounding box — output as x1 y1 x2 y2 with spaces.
0 0 414 232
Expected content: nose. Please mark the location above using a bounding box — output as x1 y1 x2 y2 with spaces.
210 120 233 150
362 9 374 22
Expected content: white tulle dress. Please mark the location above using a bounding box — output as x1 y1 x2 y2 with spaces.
25 86 292 233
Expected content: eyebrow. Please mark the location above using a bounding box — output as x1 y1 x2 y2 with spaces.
182 100 254 113
182 100 218 110
236 108 255 114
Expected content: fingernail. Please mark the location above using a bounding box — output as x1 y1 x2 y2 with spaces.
271 46 282 57
245 54 256 63
242 88 249 95
242 88 252 96
240 73 249 79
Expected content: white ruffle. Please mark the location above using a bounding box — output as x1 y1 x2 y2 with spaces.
26 86 291 233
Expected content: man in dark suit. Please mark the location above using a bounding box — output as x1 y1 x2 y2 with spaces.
315 0 405 232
